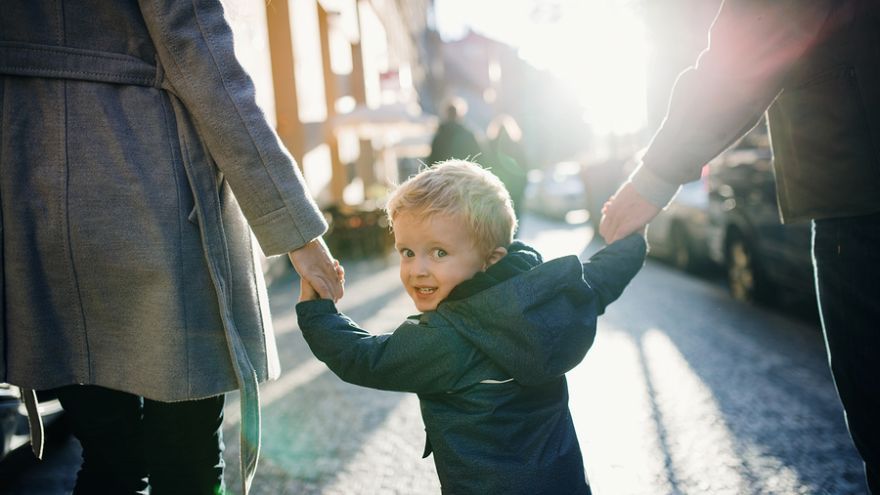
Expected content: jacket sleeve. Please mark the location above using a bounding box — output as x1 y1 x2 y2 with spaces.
582 233 647 314
137 0 327 256
296 300 471 394
630 0 834 208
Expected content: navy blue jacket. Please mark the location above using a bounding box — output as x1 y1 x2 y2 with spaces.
297 234 646 494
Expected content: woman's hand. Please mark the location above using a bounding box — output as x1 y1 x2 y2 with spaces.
288 237 344 302
298 259 344 302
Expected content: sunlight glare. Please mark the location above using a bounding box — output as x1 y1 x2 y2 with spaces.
568 329 672 494
569 326 808 494
640 329 805 494
525 223 591 260
434 0 648 136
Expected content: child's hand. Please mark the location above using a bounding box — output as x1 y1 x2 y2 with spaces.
299 277 319 301
299 260 345 302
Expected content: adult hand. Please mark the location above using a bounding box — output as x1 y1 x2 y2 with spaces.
298 261 343 303
288 237 344 302
599 182 661 243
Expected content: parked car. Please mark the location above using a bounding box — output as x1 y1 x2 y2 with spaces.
0 384 64 461
646 171 713 272
581 157 626 227
532 153 636 226
705 130 814 305
525 161 588 220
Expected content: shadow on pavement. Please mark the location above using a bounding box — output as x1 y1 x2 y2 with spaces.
598 261 864 493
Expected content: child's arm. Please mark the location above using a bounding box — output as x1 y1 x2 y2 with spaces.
582 233 648 314
296 300 468 394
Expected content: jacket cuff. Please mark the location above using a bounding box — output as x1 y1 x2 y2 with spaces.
629 164 681 209
295 298 339 321
250 207 328 257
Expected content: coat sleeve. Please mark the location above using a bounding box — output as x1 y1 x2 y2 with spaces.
582 233 647 314
137 0 327 256
630 0 834 208
296 300 471 394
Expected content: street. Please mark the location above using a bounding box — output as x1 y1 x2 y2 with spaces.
0 214 866 494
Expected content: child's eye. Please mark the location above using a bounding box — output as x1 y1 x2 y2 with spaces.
435 249 448 258
400 248 414 258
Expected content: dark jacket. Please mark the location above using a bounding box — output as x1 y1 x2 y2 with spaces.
767 0 880 221
297 235 647 494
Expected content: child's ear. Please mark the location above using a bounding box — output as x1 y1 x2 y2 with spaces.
484 246 508 269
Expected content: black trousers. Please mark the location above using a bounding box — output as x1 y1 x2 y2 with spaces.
54 385 226 495
814 212 880 494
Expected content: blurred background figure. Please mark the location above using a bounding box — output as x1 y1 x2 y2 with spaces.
427 97 483 166
485 114 528 234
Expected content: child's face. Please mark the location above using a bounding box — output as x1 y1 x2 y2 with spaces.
394 212 505 312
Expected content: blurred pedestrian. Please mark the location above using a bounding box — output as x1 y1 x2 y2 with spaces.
485 114 529 234
427 97 483 166
297 160 646 494
0 1 342 494
600 1 880 491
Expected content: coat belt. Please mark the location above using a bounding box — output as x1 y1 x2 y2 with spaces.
166 94 262 495
0 41 160 87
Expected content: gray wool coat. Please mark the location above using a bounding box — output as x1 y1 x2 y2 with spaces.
0 0 327 490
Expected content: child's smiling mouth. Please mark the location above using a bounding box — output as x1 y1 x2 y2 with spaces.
416 287 437 294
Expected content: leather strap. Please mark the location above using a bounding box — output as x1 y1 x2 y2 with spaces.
20 388 43 460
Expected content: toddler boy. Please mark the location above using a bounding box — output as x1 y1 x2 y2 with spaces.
296 160 646 494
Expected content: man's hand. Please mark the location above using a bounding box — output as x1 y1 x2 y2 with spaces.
599 182 661 243
288 237 344 302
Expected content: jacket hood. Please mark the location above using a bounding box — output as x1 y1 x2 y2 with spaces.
435 241 598 386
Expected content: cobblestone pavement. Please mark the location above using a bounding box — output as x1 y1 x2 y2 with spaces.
0 214 867 494
222 215 865 495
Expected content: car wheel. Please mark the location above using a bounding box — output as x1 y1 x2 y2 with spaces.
726 235 774 304
670 223 693 272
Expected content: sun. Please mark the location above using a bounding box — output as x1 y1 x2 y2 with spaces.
435 0 649 137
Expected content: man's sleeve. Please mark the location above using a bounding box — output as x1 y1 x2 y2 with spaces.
631 0 834 208
296 300 467 394
582 234 647 314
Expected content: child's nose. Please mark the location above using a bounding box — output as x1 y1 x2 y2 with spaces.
413 257 430 276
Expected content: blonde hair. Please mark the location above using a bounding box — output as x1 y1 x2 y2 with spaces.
385 160 517 253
